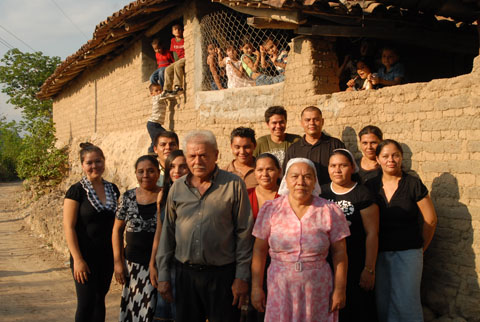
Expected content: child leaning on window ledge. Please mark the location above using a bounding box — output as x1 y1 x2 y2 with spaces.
149 39 174 89
217 45 255 89
261 38 288 75
369 47 405 88
206 43 226 90
346 60 375 91
241 40 285 86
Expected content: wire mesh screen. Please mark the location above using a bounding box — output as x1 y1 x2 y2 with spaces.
200 10 293 90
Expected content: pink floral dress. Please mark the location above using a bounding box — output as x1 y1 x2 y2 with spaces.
253 195 350 322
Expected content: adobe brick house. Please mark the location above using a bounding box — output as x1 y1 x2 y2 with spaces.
38 0 480 320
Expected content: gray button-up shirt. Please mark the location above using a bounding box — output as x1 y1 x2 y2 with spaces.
156 166 254 281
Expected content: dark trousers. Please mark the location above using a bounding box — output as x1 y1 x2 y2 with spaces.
175 261 240 322
147 121 166 153
70 256 113 322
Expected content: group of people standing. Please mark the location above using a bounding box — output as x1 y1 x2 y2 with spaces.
63 105 437 322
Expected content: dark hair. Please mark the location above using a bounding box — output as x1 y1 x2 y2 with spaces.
160 150 187 208
382 46 399 56
375 139 403 156
301 106 322 117
264 106 287 123
358 125 383 141
153 131 179 147
164 150 186 186
230 127 256 145
329 149 361 182
151 38 160 46
172 24 183 31
255 153 281 170
149 83 162 92
79 142 104 163
134 155 160 171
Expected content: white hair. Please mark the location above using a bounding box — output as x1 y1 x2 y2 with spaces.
182 130 218 151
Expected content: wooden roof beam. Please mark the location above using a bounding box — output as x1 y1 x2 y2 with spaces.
296 25 478 54
218 3 304 24
144 4 184 37
247 16 301 29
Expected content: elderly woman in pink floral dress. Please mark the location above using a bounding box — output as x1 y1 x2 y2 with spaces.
251 158 350 322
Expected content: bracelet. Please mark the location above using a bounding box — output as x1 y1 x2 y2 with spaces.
364 266 375 274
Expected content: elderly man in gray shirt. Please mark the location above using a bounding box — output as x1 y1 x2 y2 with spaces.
156 130 254 322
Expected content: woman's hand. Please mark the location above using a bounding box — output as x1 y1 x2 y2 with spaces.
251 287 266 312
114 260 127 285
149 262 158 288
73 258 91 284
329 287 346 312
359 268 375 291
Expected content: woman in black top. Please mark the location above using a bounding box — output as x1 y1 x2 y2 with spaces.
63 143 120 322
112 155 161 322
320 148 379 322
357 125 382 183
366 139 437 322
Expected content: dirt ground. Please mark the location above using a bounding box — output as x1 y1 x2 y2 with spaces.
0 182 122 322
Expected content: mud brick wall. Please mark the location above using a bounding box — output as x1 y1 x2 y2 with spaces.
48 1 480 320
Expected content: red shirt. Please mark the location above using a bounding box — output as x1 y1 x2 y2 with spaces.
248 187 280 220
170 37 184 60
155 51 174 68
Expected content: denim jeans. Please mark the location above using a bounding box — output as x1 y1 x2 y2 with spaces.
375 248 424 322
255 74 285 86
154 267 176 320
146 121 166 153
150 66 167 87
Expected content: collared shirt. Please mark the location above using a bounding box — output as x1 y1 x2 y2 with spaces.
283 134 345 185
377 62 405 82
156 164 165 188
156 166 254 281
253 133 301 167
224 160 258 189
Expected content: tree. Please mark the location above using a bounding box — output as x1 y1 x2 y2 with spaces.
0 49 66 186
0 116 22 181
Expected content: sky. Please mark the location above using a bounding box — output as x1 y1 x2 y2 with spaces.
0 0 131 123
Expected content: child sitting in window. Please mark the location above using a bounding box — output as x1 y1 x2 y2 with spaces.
261 38 288 75
149 39 174 89
160 24 185 98
346 60 374 91
369 47 405 88
147 84 166 154
206 43 227 90
217 45 255 88
241 40 285 86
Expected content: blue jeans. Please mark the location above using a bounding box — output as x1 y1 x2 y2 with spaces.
154 267 176 319
375 248 424 322
146 121 166 153
150 66 167 87
255 74 285 86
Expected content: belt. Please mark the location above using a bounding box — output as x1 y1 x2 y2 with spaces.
271 259 326 272
175 259 235 272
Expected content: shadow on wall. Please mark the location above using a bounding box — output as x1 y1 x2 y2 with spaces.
422 173 480 321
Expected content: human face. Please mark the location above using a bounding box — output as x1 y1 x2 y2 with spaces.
255 157 280 190
152 43 161 53
150 85 162 96
286 162 316 202
381 49 399 70
231 137 255 166
360 133 381 160
264 40 278 56
136 160 160 190
172 26 183 38
207 44 215 55
301 110 324 138
356 61 371 79
185 142 218 180
376 143 403 176
154 137 179 165
267 114 286 140
226 48 237 60
328 154 354 186
242 43 253 55
81 152 105 181
169 156 189 182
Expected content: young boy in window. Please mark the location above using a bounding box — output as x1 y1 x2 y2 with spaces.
369 47 405 88
161 24 185 98
150 39 174 89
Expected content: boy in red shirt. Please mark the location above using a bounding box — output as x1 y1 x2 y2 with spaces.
161 24 185 98
150 39 174 89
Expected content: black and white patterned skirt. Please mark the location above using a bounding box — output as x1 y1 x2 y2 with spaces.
119 260 157 322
